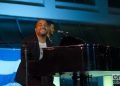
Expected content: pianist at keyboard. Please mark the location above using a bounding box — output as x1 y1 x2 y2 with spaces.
15 19 60 86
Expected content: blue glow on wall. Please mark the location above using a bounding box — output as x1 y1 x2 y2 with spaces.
0 48 21 85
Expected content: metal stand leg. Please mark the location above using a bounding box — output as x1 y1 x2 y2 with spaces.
24 47 28 86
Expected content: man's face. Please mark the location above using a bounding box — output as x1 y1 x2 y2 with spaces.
35 19 48 36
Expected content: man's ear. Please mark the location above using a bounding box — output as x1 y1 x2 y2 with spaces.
35 28 37 32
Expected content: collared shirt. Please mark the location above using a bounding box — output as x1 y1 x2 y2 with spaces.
38 42 47 60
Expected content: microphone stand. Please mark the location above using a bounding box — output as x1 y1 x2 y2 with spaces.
22 44 29 86
24 46 28 86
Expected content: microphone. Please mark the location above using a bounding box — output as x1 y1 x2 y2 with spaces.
57 30 69 34
57 30 64 33
57 30 69 38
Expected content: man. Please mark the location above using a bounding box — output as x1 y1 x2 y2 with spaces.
16 19 56 86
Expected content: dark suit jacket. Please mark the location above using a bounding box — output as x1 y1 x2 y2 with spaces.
24 34 53 60
15 33 54 85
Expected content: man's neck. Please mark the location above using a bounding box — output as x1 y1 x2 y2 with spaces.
37 35 46 43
